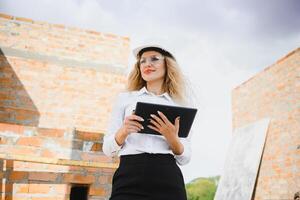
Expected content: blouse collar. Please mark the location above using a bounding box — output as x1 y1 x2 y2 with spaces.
137 86 172 101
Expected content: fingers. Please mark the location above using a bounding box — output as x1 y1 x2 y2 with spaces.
128 114 144 122
174 116 180 132
126 120 144 130
148 113 181 137
123 115 144 133
157 111 172 125
149 118 161 129
124 117 144 129
127 125 142 133
147 124 160 133
124 114 143 123
150 114 164 127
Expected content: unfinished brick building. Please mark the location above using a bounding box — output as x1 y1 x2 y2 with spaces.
0 13 129 200
232 48 300 199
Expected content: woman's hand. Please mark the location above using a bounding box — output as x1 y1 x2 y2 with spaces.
148 111 184 155
115 114 144 146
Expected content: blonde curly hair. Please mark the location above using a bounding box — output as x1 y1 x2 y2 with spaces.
127 53 187 105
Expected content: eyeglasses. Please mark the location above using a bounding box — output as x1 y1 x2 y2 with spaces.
139 56 164 66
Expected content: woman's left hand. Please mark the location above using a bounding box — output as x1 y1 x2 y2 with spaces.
148 111 184 155
148 111 179 139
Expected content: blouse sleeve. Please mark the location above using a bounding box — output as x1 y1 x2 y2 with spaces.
174 128 193 165
174 99 196 165
102 93 126 157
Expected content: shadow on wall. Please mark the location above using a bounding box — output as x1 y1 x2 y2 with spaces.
0 48 40 126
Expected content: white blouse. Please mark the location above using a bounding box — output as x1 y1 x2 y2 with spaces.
103 87 193 165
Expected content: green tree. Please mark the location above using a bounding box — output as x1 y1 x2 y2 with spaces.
185 176 220 200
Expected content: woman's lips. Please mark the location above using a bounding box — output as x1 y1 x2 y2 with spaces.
143 69 156 74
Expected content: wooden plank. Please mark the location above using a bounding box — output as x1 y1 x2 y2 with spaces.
0 153 118 169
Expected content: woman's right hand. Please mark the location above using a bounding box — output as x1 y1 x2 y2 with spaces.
115 114 144 146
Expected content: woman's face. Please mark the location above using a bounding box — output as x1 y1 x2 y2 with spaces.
139 51 166 83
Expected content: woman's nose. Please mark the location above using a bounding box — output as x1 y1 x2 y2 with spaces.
144 59 153 66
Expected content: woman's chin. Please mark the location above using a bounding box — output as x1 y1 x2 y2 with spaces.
143 77 158 82
142 75 153 81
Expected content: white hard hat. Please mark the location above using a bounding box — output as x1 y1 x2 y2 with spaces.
132 44 175 60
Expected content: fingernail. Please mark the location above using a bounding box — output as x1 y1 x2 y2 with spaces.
141 126 144 129
140 118 144 121
157 111 160 114
150 114 155 117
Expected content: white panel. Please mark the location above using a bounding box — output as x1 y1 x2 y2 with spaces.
214 118 270 200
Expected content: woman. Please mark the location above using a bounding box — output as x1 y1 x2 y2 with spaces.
103 44 192 200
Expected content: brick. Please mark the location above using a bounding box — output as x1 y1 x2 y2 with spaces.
0 93 14 101
40 149 55 158
75 131 103 141
4 160 14 169
52 184 70 195
103 33 118 39
51 23 65 29
0 13 13 19
31 197 66 200
63 174 95 184
15 184 29 193
45 164 69 172
28 184 52 194
56 139 74 148
121 36 130 41
0 110 12 119
1 183 13 193
14 109 40 122
98 175 112 184
37 128 65 138
16 137 43 147
6 146 38 156
13 161 48 171
89 185 106 196
68 165 86 172
102 168 116 173
85 29 101 36
80 152 113 163
86 167 103 173
0 123 24 134
0 136 8 144
28 172 57 182
9 171 27 181
15 17 33 23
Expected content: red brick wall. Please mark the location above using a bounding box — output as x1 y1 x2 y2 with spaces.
0 13 129 133
0 13 128 200
232 48 300 199
0 13 129 66
0 122 116 200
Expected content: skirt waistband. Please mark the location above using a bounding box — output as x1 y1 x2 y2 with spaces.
120 153 175 165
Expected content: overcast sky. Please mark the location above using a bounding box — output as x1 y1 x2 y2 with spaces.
1 0 299 183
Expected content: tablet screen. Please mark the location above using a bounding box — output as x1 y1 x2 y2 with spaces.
134 102 197 138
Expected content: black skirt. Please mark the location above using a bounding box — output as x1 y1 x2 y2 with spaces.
110 153 187 200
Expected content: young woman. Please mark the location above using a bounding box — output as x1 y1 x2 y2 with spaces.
103 44 192 200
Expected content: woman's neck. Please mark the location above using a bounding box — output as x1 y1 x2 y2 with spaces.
146 81 164 95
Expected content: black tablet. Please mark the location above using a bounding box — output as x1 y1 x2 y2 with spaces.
134 102 197 138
